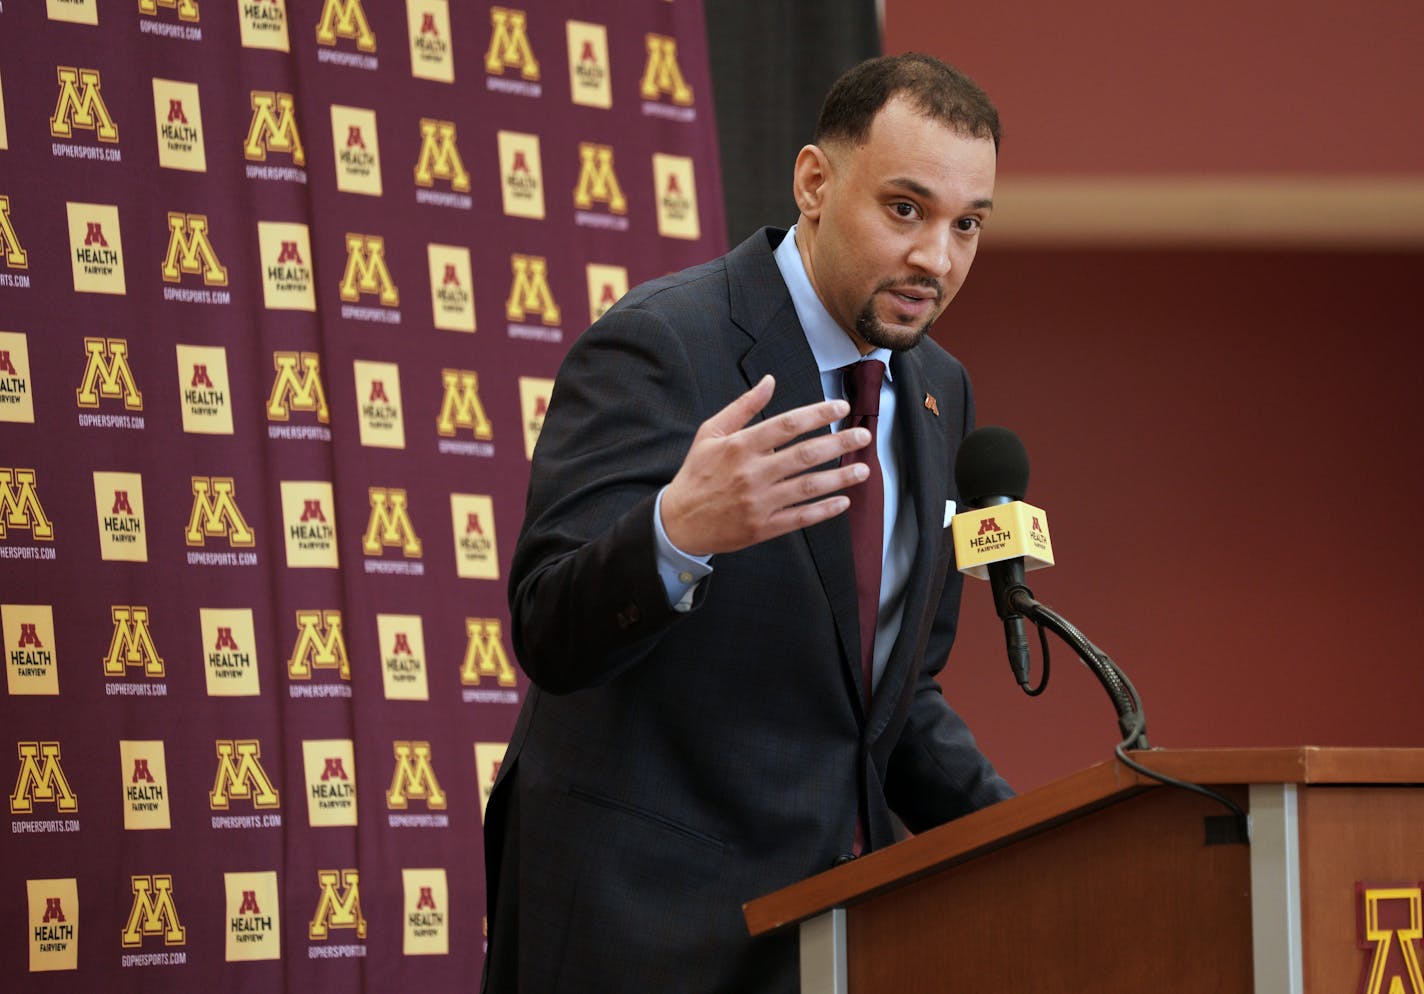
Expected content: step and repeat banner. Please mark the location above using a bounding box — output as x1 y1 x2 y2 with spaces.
0 0 725 988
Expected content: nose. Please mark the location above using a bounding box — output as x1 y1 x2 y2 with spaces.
906 224 953 278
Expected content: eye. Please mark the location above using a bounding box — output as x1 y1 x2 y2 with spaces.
955 216 982 232
890 201 920 219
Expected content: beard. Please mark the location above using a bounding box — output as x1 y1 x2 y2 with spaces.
852 276 945 352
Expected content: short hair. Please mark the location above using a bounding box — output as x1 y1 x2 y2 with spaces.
813 53 1000 151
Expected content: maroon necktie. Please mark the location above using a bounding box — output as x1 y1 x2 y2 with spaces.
840 359 885 707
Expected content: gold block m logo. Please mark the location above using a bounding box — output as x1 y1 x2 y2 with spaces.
0 196 29 269
485 7 539 80
186 477 256 547
266 352 329 423
139 0 200 23
506 254 560 326
363 488 422 557
122 875 185 948
339 234 399 306
310 869 366 940
315 0 376 52
244 91 305 165
104 605 165 678
461 618 517 687
413 119 471 191
436 369 493 439
287 610 350 680
0 468 55 542
386 741 447 810
50 66 120 142
162 212 228 286
76 337 142 411
573 143 627 214
10 741 77 815
640 34 693 106
210 740 281 810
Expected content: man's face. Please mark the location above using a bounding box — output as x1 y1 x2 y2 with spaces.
795 96 997 353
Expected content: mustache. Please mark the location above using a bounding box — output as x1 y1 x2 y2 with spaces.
875 275 944 298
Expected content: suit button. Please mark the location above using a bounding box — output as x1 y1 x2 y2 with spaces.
833 853 857 866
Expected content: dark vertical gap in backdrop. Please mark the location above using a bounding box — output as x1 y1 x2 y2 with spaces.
704 0 882 244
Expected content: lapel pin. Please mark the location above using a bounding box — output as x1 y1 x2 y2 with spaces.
924 393 939 416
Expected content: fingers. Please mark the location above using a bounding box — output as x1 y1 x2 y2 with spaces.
738 397 851 451
699 374 776 440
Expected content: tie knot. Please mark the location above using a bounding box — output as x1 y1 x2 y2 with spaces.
842 359 885 418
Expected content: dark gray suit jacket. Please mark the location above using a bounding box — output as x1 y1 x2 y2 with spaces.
483 228 1011 993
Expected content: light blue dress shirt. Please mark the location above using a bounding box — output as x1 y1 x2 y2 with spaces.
653 225 914 690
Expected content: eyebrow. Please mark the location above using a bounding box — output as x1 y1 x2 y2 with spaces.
886 177 993 211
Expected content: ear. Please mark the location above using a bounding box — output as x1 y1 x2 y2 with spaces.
792 144 832 220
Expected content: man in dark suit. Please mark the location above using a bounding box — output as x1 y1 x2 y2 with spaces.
483 54 1014 993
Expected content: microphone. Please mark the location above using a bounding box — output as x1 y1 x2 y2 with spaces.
952 427 1053 687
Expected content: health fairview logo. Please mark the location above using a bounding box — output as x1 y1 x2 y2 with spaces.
403 868 449 955
0 70 7 150
210 740 281 812
506 254 561 334
280 482 339 569
474 742 506 822
239 0 290 51
93 472 148 562
200 608 260 696
364 488 423 566
258 221 316 311
354 359 406 448
67 203 127 294
586 262 628 324
451 494 499 580
302 739 357 827
3 604 59 696
413 119 472 210
103 605 164 679
331 105 382 196
461 619 518 709
122 875 186 948
309 869 366 942
47 0 99 25
407 0 454 83
654 154 701 240
641 34 694 116
27 878 79 972
176 344 234 435
0 332 35 424
162 212 228 287
225 871 280 962
386 740 447 815
186 477 256 548
50 66 121 148
0 195 30 277
498 131 544 219
377 615 428 700
10 741 78 815
76 337 142 417
152 80 207 171
287 610 351 690
119 740 171 830
428 244 475 332
0 468 56 544
574 143 629 232
1356 884 1424 994
485 7 540 96
566 20 611 109
517 375 554 459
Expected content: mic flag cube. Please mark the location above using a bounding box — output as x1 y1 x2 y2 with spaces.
951 501 1055 580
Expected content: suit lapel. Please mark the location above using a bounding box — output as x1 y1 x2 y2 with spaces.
727 231 864 710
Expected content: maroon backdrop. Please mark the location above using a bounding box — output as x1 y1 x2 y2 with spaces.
0 0 724 988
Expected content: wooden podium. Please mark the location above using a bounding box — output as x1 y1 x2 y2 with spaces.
744 748 1424 993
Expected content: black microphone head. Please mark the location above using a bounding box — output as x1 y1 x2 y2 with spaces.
955 426 1030 506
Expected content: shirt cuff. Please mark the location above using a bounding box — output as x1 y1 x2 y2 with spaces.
653 486 713 612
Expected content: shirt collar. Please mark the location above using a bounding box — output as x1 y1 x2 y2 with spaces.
773 224 894 380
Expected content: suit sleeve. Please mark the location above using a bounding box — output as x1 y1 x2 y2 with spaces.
884 361 1015 831
508 305 710 694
